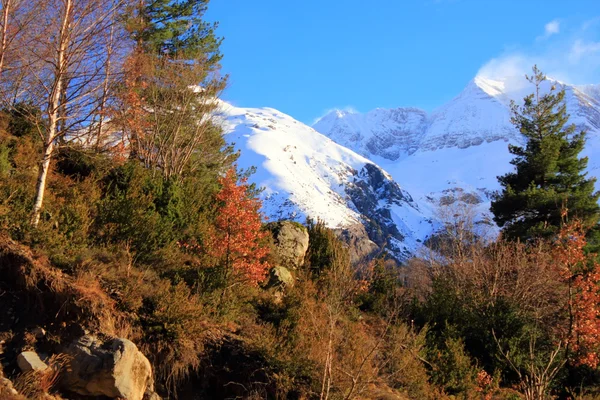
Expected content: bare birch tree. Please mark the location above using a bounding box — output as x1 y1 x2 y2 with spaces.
14 0 128 226
0 0 44 104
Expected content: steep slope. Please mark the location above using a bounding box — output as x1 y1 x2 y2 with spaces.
219 103 434 261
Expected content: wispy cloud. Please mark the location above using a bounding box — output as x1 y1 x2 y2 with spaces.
543 20 560 38
478 17 600 90
569 39 600 63
582 17 600 31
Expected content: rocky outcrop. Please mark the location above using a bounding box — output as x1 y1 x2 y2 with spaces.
312 107 427 161
266 221 309 268
336 223 380 264
62 335 158 400
438 187 483 206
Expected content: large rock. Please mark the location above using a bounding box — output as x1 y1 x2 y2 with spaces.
17 351 48 372
62 335 158 400
266 221 309 268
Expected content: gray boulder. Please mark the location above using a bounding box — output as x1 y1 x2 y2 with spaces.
62 335 158 400
266 221 309 268
16 351 48 372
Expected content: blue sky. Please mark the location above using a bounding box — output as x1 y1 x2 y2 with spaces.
206 0 600 124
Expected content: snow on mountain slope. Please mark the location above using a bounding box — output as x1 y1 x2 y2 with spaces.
212 76 600 262
312 76 519 163
570 85 600 133
420 77 517 151
313 108 427 161
313 76 600 247
576 84 600 106
218 103 435 260
314 77 600 160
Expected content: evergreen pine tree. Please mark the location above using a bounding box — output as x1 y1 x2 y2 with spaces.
119 0 229 179
491 66 600 241
128 0 223 61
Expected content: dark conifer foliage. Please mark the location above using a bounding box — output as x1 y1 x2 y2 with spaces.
128 0 223 61
119 0 230 179
491 66 600 241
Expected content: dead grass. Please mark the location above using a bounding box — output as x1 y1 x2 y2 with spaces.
0 368 27 400
12 354 70 399
0 233 131 337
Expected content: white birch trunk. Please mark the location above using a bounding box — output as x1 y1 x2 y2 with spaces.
31 0 71 226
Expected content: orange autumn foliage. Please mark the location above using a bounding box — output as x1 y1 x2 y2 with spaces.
554 221 600 368
118 49 152 158
207 168 270 285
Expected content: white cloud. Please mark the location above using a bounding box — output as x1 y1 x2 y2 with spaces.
536 19 560 41
545 20 560 36
569 39 600 63
478 18 600 90
476 55 531 92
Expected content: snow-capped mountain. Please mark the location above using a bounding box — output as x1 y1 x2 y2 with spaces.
419 77 518 151
314 77 600 159
219 75 600 261
219 103 436 261
313 77 600 239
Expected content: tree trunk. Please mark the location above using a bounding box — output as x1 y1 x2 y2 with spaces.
0 0 12 76
95 17 115 151
30 0 71 226
31 140 54 225
320 308 335 400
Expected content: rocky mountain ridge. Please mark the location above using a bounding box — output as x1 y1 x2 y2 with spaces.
313 77 600 160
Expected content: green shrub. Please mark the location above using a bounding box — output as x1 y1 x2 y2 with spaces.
0 143 11 177
95 162 181 258
304 218 349 277
428 332 477 397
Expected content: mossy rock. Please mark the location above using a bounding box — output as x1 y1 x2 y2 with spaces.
265 221 309 269
265 265 295 289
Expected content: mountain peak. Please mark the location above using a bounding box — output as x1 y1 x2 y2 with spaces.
314 108 357 125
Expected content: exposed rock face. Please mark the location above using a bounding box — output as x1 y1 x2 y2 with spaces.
346 163 421 260
312 107 427 161
62 336 157 400
336 223 380 264
266 221 309 268
438 188 483 206
16 351 48 372
266 266 295 289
